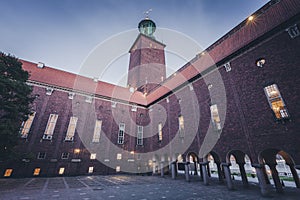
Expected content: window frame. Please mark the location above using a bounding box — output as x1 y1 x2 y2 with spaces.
137 126 143 145
117 123 125 144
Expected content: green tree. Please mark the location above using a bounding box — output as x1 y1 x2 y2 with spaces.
0 52 34 161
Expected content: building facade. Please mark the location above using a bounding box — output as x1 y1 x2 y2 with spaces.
1 0 300 196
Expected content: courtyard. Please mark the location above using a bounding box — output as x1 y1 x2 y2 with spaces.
1 174 300 200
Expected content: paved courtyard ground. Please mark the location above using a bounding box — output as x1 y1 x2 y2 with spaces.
0 174 299 200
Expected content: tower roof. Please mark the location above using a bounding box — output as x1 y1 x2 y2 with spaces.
138 18 156 37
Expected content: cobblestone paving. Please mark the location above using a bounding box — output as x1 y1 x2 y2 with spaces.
0 175 299 200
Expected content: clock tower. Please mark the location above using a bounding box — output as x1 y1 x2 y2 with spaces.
127 17 166 94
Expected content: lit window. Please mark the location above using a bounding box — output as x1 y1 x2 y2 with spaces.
33 168 41 176
264 84 289 119
85 96 93 103
61 152 69 159
116 166 121 172
58 167 65 175
68 92 75 99
158 123 163 142
131 105 137 112
90 153 96 160
117 123 125 144
74 149 80 154
65 117 77 141
37 152 46 159
20 112 36 138
117 153 122 160
137 126 143 145
88 167 94 173
210 104 221 130
178 115 184 137
43 114 58 140
4 169 13 177
92 120 102 143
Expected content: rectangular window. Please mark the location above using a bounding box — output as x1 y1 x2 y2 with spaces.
117 123 125 144
178 115 184 137
90 153 96 160
43 114 58 140
117 153 122 160
116 166 121 172
210 104 221 130
92 120 102 143
137 126 143 145
65 116 78 141
33 168 41 176
88 167 94 173
37 152 46 159
20 112 36 138
58 167 65 175
158 123 163 142
4 169 13 177
61 152 69 159
264 84 289 119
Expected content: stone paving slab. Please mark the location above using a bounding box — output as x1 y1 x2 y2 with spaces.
0 175 299 200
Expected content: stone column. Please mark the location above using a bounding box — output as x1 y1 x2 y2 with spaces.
185 162 190 182
252 164 271 196
268 164 283 193
221 163 234 190
171 161 177 179
160 161 164 177
152 161 156 175
200 162 209 185
216 163 224 183
237 162 248 187
199 163 203 181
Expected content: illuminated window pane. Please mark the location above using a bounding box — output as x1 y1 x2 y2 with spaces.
264 84 289 119
92 120 102 143
90 153 96 160
33 168 40 176
4 169 13 177
210 104 221 130
178 115 184 137
65 117 77 141
43 114 58 139
116 166 121 172
58 167 65 175
117 123 125 144
88 167 94 173
158 123 163 141
137 126 143 145
20 112 36 138
117 153 122 160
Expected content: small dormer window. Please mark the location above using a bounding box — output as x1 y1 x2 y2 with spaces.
256 58 266 68
46 88 53 95
286 24 300 39
85 96 93 103
111 101 117 108
224 62 231 72
189 84 194 91
68 92 75 100
131 105 137 112
37 62 45 68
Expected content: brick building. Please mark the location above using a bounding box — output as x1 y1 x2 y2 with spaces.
1 0 300 196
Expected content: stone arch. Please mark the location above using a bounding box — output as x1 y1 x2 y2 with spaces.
186 152 199 176
226 149 251 187
258 148 300 192
205 151 223 182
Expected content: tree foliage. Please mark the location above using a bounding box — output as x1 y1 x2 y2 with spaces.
0 52 34 160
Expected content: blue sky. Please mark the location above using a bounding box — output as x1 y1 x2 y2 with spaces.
0 0 269 86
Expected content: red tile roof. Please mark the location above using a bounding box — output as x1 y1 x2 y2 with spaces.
21 0 300 106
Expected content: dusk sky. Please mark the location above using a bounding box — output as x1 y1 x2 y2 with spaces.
0 0 269 86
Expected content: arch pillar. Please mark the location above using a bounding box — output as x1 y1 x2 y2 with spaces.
171 160 177 179
252 164 271 196
160 161 165 177
268 163 283 193
221 162 234 190
237 162 248 187
185 162 190 182
288 164 300 188
216 162 224 183
199 161 209 185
